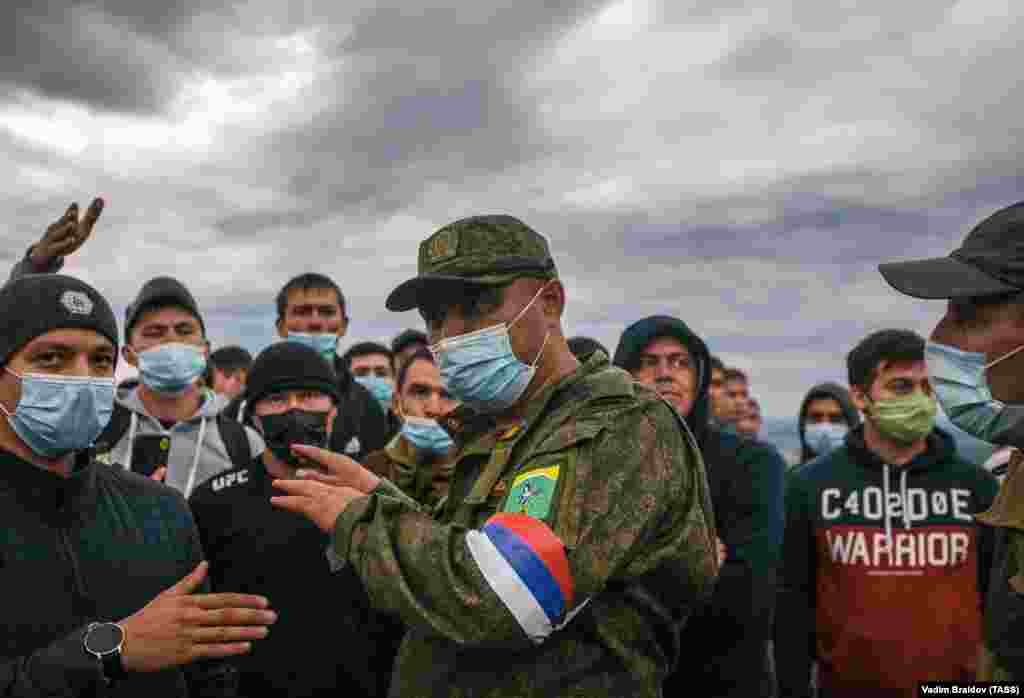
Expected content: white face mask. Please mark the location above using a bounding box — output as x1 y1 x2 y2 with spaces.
804 422 848 456
430 283 551 414
925 340 1024 445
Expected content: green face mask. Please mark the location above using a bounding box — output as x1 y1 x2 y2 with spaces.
867 390 938 445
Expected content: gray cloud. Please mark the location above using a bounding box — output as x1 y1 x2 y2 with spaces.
3 0 1024 426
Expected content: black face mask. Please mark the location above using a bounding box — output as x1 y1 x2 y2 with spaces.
259 409 329 466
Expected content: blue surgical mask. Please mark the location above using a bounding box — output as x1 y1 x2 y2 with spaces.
286 333 339 363
137 342 207 394
804 422 848 456
430 283 551 415
0 369 115 457
925 340 1024 445
356 375 394 411
401 415 455 454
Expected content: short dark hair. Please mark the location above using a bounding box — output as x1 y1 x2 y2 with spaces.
723 367 747 384
847 329 925 391
208 345 253 374
340 341 393 370
567 336 608 360
276 273 347 323
392 329 429 355
397 347 436 392
710 355 725 373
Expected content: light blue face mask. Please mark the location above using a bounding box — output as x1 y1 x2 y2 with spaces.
286 332 339 363
401 415 455 454
356 375 394 411
0 369 115 457
137 342 207 394
804 422 848 456
925 340 1024 445
430 283 551 415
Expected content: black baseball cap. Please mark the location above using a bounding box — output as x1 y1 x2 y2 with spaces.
124 276 205 340
879 201 1024 299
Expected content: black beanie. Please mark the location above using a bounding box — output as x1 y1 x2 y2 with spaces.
243 341 341 416
0 274 119 367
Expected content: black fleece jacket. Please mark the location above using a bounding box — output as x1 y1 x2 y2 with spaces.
0 448 235 697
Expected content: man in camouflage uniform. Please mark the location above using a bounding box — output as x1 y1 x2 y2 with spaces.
879 201 1024 681
272 214 719 697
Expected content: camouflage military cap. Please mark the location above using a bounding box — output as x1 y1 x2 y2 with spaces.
385 214 558 312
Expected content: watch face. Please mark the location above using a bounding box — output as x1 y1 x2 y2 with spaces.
85 623 124 655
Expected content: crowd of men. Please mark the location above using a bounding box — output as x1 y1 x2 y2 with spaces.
2 196 1024 697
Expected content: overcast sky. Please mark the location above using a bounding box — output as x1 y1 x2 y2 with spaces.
3 0 1022 419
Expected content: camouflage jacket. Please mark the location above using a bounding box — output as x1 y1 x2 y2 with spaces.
978 450 1024 680
363 434 457 512
329 352 718 697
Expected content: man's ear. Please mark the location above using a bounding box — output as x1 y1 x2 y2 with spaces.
337 315 349 339
849 384 870 413
276 317 288 339
540 279 565 321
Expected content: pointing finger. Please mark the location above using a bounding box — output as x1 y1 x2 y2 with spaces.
270 495 313 515
271 478 329 496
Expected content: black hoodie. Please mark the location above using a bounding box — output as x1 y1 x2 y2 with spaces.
797 382 862 465
614 315 786 698
777 425 997 697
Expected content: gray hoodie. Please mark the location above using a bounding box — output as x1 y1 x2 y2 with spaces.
96 384 265 498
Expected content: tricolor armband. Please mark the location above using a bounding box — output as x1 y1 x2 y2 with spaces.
466 513 576 643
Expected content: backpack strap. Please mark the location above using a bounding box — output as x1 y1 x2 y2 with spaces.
216 415 253 467
94 402 132 455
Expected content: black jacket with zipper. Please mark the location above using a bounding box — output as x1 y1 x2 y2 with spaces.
0 448 235 697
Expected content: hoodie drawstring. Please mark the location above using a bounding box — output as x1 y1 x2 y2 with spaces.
122 412 139 472
183 416 208 499
882 464 892 545
882 464 914 547
900 469 911 531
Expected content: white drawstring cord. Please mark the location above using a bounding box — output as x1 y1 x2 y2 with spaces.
183 417 208 499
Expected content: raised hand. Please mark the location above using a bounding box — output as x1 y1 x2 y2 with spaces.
118 561 276 673
29 197 104 270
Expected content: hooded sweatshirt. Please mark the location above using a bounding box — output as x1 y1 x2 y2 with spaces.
797 382 861 465
613 315 786 698
96 384 265 498
776 425 998 697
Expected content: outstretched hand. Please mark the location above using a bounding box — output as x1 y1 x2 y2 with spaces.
118 561 276 673
30 197 104 269
271 477 366 533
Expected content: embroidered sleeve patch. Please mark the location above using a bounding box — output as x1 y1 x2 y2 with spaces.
504 465 559 519
465 512 574 643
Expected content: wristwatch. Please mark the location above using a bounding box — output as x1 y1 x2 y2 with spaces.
82 622 126 684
